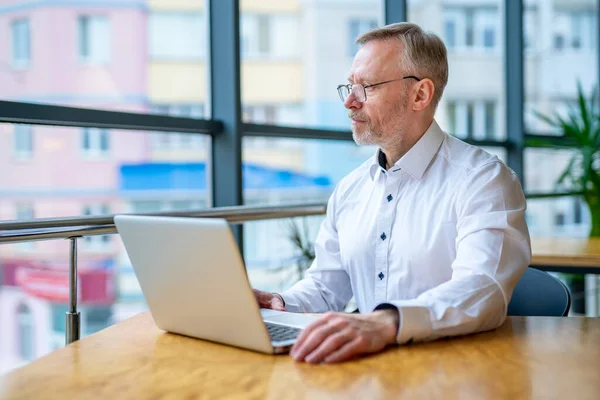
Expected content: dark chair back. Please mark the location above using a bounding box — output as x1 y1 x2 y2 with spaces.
507 267 571 317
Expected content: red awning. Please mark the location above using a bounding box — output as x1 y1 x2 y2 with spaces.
2 259 115 305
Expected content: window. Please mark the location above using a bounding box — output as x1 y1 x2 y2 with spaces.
524 0 598 238
149 13 205 60
242 137 375 292
78 15 110 64
442 7 498 50
243 105 278 124
552 9 597 51
484 101 496 139
445 100 499 140
81 128 110 157
241 2 383 130
554 211 566 226
466 103 474 138
465 10 475 46
241 14 271 57
257 15 270 54
482 27 495 48
446 101 457 135
574 198 583 224
11 18 30 67
83 204 111 248
348 19 378 56
524 8 537 51
17 303 35 361
14 125 33 159
444 19 456 48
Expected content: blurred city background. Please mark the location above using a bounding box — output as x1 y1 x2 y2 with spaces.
0 0 597 373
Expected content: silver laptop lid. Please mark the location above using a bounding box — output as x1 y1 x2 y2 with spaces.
114 215 274 353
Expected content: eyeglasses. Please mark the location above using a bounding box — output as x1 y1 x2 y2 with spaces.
337 75 422 103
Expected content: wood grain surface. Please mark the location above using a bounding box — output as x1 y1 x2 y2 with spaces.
1 312 599 399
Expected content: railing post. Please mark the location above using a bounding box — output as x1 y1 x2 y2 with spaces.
65 236 81 345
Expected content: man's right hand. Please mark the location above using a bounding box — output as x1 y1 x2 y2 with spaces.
253 289 286 311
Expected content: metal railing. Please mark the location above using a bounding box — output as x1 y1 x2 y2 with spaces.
0 203 327 344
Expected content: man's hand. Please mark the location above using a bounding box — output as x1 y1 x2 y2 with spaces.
290 309 399 364
253 289 286 311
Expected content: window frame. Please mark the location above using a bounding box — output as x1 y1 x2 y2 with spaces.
4 0 589 246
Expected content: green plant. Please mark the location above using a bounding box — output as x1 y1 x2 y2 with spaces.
286 218 316 280
527 81 600 237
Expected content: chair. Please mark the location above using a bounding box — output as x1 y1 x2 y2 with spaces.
507 267 571 317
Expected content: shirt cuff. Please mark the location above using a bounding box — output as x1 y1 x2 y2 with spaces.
279 292 304 313
374 303 432 344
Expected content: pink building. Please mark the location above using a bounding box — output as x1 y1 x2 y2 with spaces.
0 0 149 373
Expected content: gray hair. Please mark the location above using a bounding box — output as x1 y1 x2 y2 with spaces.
356 22 449 110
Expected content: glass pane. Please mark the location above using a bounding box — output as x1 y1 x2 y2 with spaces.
240 0 385 129
243 136 376 206
245 215 325 293
0 0 208 118
480 146 507 164
409 0 506 141
526 197 589 237
524 148 589 237
242 136 374 296
0 123 209 372
524 0 598 134
525 148 575 192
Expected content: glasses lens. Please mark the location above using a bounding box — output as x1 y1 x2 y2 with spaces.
352 84 365 102
338 85 350 102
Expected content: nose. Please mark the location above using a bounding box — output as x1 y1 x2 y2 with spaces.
344 92 362 110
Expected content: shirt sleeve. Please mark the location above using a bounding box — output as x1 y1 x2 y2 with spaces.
375 161 531 344
281 185 353 313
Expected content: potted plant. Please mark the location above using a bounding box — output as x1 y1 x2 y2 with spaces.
286 218 316 281
527 81 600 313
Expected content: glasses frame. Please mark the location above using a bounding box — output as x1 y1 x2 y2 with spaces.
337 75 422 103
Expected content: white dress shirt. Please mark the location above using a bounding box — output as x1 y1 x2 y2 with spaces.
281 119 531 344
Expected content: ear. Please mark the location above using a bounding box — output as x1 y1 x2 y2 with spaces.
412 78 435 111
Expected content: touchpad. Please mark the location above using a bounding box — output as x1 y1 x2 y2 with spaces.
260 309 317 329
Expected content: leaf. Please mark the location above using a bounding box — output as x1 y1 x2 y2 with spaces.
532 109 562 130
532 80 600 197
556 156 578 188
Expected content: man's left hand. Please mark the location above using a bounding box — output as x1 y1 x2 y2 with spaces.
290 309 399 364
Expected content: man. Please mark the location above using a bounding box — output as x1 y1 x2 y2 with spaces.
254 22 531 364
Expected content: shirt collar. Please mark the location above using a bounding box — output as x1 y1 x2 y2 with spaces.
369 119 445 181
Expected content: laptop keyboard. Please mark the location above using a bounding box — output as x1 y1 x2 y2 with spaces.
265 322 301 342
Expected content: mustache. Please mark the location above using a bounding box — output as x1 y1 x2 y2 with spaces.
348 112 368 121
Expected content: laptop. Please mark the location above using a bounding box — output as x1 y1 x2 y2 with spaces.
114 214 317 354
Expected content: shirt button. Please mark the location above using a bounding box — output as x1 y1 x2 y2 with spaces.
380 232 387 241
387 194 393 202
378 272 384 280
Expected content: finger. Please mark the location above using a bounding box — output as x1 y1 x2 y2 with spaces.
291 316 347 361
271 294 286 311
304 328 354 364
292 318 327 351
323 336 367 364
290 317 330 358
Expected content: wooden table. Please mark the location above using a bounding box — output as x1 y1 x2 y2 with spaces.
1 312 599 399
532 237 600 273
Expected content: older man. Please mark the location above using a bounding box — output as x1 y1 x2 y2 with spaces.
254 22 531 364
